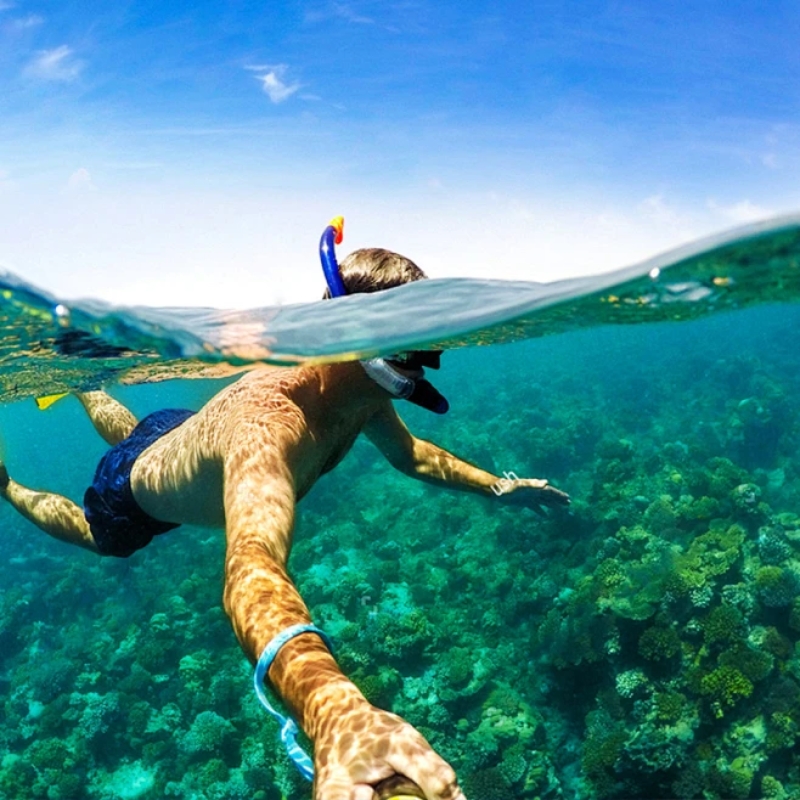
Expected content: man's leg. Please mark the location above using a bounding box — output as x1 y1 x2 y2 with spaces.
0 389 132 554
76 391 138 446
0 464 99 553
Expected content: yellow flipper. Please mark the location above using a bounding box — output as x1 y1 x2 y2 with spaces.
35 393 69 411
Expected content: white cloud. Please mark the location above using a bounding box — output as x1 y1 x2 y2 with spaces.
9 13 44 29
640 194 681 225
305 3 375 25
25 45 83 82
249 64 301 103
332 3 374 24
67 167 94 191
761 153 778 169
707 199 773 224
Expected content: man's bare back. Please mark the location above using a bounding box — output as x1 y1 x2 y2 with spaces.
130 361 384 528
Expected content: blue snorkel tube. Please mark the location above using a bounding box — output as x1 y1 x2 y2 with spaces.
319 218 348 299
319 218 448 414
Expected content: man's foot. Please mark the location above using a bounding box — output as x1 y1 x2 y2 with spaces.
0 459 9 495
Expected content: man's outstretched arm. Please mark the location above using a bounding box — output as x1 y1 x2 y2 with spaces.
222 429 465 800
363 402 569 508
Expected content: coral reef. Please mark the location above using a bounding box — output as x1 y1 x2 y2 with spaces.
2 302 800 798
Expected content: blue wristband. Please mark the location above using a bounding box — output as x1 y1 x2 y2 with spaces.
253 623 334 781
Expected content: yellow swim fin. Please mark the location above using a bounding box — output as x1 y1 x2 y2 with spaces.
35 393 69 411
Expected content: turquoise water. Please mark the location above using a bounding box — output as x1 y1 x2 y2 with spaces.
1 220 800 799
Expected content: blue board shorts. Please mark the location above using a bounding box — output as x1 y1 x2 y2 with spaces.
83 408 195 558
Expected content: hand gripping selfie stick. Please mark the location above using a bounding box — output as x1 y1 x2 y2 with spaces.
375 775 427 799
254 626 429 798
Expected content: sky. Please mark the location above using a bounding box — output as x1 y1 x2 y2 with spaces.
0 0 799 308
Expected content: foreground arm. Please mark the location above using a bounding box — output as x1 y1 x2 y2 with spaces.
222 432 463 800
363 403 569 508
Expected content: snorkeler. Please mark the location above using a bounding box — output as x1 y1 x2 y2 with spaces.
0 219 569 800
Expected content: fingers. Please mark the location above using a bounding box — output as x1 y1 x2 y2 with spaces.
518 478 570 507
318 772 460 800
314 768 354 800
526 478 549 489
531 480 569 506
539 484 570 506
388 752 463 800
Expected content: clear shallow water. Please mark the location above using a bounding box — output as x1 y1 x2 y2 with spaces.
1 220 800 799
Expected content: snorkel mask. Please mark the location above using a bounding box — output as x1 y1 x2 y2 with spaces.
320 217 449 414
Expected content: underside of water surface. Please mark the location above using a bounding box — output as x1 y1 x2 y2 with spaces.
1 219 800 799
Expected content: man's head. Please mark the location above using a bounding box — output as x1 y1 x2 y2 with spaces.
318 231 448 414
322 248 426 299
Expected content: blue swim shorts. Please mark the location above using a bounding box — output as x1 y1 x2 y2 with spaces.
83 408 195 558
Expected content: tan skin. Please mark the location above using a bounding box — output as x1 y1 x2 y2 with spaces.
0 366 569 800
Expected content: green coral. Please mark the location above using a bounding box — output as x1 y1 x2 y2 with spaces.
37 769 84 800
790 598 800 632
582 726 626 778
672 764 705 800
440 646 474 686
706 457 749 499
352 666 402 708
700 665 754 708
644 496 678 535
498 746 527 786
690 524 746 577
702 604 744 646
126 701 152 738
679 495 721 525
376 607 432 661
708 758 754 800
461 767 514 800
198 758 229 785
719 644 773 683
180 710 235 756
761 626 793 659
598 547 677 621
761 775 787 798
25 738 74 771
654 691 686 724
0 757 36 799
484 685 523 717
596 558 625 589
665 523 745 600
638 625 681 660
766 712 798 752
756 566 800 607
136 639 170 672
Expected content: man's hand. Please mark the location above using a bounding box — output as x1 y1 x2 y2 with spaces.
494 476 570 512
312 700 466 800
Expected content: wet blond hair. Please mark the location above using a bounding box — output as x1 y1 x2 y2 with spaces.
322 248 427 298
